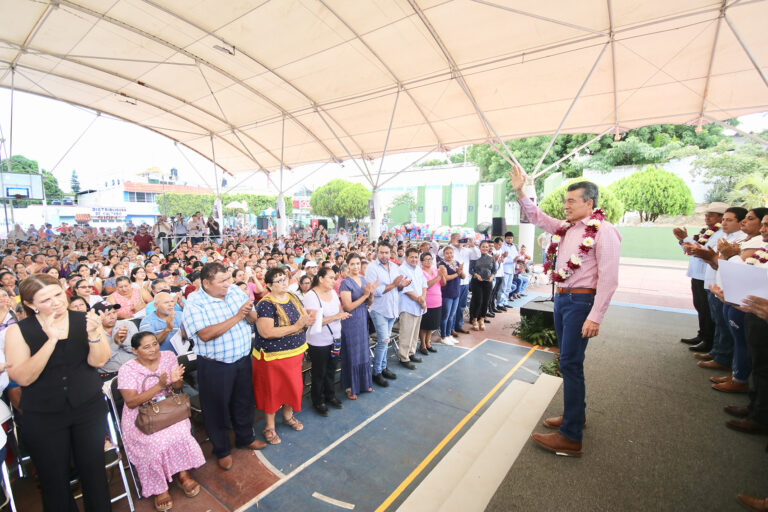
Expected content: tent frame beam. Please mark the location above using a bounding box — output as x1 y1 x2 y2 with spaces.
318 0 445 151
471 0 609 36
537 128 613 176
1 59 263 171
314 108 375 187
703 116 768 145
533 42 609 177
0 3 53 83
607 0 620 137
698 2 727 121
377 148 439 189
407 0 523 170
57 0 342 164
375 88 400 189
724 13 768 88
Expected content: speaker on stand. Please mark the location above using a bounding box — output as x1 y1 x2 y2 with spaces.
491 217 506 237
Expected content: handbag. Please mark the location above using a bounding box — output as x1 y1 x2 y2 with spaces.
134 374 191 435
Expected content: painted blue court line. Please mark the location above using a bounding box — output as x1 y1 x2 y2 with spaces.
609 301 696 315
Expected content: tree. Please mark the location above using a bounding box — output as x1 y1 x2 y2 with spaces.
309 179 368 226
70 170 81 194
539 180 625 224
681 140 768 202
0 155 64 207
155 193 292 219
609 165 695 222
387 191 417 218
335 183 371 221
725 172 768 209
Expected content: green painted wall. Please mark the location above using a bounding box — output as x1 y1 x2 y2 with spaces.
465 183 478 228
416 186 426 223
389 203 411 226
441 185 452 226
492 180 505 219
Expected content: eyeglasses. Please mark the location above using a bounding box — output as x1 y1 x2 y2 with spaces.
273 277 287 285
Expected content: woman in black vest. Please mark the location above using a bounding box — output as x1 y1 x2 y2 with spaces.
4 274 112 511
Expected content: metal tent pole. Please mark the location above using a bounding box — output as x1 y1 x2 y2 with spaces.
209 134 223 231
724 13 768 87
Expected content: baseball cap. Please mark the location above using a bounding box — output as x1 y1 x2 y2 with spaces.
92 301 121 314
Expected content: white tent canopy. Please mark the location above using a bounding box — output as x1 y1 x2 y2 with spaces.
1 0 767 183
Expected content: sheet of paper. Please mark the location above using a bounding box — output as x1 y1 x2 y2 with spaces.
719 260 768 304
169 330 191 356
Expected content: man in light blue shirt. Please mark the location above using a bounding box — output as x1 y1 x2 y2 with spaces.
140 291 185 354
397 247 427 369
365 241 410 386
182 262 265 470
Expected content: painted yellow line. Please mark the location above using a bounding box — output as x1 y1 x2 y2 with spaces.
374 345 538 512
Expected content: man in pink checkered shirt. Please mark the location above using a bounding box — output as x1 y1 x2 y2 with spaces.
509 165 621 457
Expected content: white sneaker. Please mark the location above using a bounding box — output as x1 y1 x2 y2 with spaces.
441 337 455 345
449 336 459 345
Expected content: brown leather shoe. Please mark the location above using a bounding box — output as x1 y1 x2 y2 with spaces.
713 380 748 393
218 455 233 470
451 330 460 337
723 405 750 418
698 360 731 370
711 375 731 384
530 432 582 457
244 439 267 450
737 494 768 511
726 418 768 435
542 416 587 429
693 352 712 361
456 328 470 334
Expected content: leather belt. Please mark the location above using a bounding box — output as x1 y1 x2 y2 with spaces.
556 287 596 295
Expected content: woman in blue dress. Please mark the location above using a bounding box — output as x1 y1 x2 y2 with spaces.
339 253 379 399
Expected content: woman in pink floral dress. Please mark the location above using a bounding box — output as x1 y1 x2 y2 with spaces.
118 331 205 511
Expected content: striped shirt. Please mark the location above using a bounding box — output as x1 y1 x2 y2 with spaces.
182 284 252 363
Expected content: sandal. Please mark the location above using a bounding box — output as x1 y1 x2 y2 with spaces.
154 492 173 512
177 473 200 498
346 389 358 400
283 415 304 431
263 428 281 445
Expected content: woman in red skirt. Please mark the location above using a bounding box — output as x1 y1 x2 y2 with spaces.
254 267 316 444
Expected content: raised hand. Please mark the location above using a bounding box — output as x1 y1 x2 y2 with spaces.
86 309 104 340
170 364 185 384
718 240 741 260
39 316 62 342
392 275 404 287
672 227 688 242
337 311 352 321
507 164 527 193
238 300 254 319
156 372 169 389
165 310 175 330
114 324 129 344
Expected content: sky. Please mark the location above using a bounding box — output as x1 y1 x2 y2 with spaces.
1 89 766 196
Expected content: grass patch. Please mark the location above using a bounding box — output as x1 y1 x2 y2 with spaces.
616 226 687 261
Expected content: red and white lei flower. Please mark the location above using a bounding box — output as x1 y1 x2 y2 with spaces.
745 249 768 266
693 223 722 245
543 209 606 283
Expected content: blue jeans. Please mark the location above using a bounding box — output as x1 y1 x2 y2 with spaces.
441 296 459 337
707 291 733 367
725 304 750 383
554 292 593 443
369 309 395 375
499 273 515 307
454 284 469 330
512 275 530 296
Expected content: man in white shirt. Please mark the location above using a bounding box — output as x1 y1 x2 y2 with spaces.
499 232 519 309
490 237 507 314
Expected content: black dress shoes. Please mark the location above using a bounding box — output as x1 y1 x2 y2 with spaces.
373 373 390 387
314 403 329 416
409 355 422 363
328 398 343 409
400 361 417 370
418 347 429 356
680 335 702 345
689 341 713 352
487 312 496 318
427 346 437 353
382 368 397 379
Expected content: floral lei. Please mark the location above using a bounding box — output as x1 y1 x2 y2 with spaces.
543 209 606 283
693 223 722 245
745 249 768 266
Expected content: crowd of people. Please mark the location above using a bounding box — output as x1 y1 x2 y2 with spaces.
0 215 536 511
674 202 768 511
